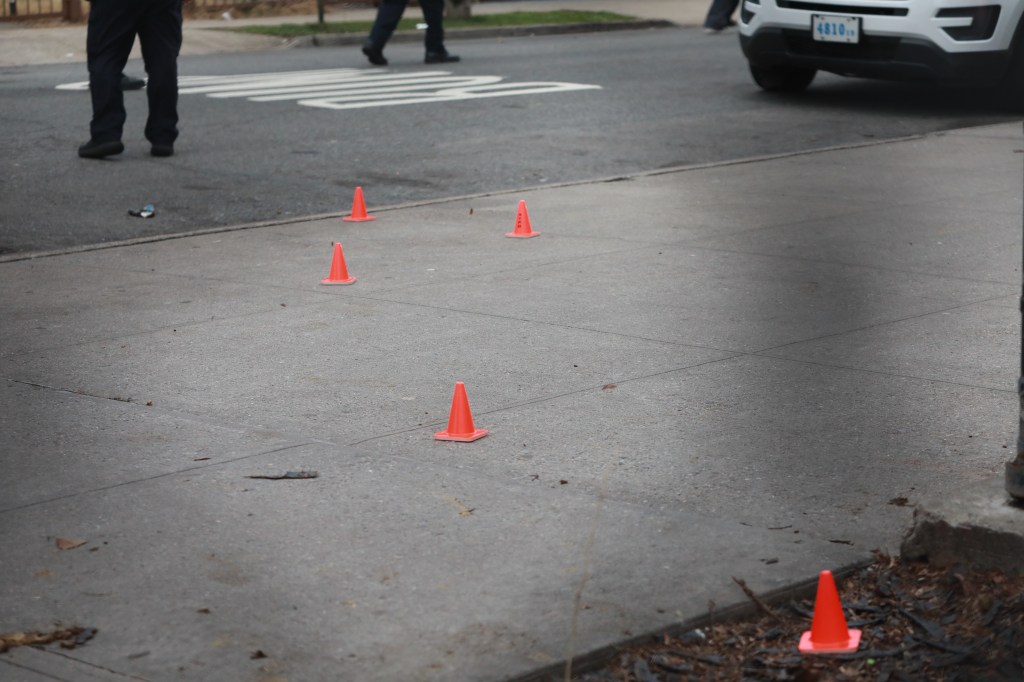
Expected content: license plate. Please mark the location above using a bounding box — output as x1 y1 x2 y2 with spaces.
811 14 860 43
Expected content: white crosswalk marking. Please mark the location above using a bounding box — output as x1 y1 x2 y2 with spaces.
56 67 601 110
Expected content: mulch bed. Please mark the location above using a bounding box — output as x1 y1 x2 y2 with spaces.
578 553 1024 681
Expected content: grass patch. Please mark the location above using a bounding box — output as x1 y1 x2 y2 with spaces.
229 10 636 38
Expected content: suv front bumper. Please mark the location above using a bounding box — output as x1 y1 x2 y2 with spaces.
740 28 1014 86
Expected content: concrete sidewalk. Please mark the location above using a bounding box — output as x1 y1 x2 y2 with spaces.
1 122 1021 680
0 0 709 68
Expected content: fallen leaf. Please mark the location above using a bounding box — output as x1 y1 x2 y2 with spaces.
196 608 211 614
55 538 87 551
441 495 474 517
559 480 568 485
601 383 617 391
889 496 910 507
0 626 96 653
193 457 211 462
250 649 268 659
146 400 153 407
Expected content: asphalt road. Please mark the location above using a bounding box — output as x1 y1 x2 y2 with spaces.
0 25 1017 254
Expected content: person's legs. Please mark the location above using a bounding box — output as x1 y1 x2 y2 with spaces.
418 0 445 54
704 0 740 30
138 0 182 152
366 0 407 50
85 0 139 146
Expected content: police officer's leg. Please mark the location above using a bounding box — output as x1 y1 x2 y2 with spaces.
419 0 457 61
138 0 182 151
367 0 408 49
86 0 139 144
419 0 445 54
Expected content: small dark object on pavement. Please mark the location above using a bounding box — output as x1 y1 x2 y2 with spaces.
128 204 155 218
246 470 319 480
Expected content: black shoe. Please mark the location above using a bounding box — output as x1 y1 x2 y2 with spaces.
151 143 174 157
425 51 460 64
78 139 124 159
121 74 146 91
361 42 387 66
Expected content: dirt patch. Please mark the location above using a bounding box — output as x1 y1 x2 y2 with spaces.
575 553 1024 681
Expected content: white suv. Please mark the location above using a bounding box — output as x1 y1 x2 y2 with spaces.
739 0 1024 110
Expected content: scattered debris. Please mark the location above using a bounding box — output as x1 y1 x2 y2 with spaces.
560 480 569 485
55 537 87 551
250 649 267 659
889 496 911 507
196 608 211 614
732 577 780 621
0 626 96 653
128 203 155 219
245 470 318 480
583 553 1024 681
146 400 153 407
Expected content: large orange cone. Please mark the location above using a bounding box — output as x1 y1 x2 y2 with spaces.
505 200 539 238
320 242 357 285
343 186 376 222
798 570 862 654
434 382 488 442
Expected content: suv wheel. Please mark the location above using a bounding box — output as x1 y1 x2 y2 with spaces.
999 41 1024 113
749 63 817 92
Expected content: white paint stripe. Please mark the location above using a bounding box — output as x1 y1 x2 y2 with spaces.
300 82 602 110
247 76 504 101
56 68 602 109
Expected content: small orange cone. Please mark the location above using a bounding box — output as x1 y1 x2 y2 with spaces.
505 200 539 238
343 186 376 222
798 570 862 654
434 382 488 442
320 242 357 285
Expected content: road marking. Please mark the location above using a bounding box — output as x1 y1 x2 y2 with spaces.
57 67 601 110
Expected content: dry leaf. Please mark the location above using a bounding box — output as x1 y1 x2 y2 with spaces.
55 538 87 551
601 383 617 391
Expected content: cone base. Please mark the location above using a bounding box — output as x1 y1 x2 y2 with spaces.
798 628 861 654
320 276 357 285
343 215 376 222
505 231 540 238
435 428 488 442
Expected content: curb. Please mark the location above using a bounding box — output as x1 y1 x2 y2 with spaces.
507 560 871 682
272 19 677 49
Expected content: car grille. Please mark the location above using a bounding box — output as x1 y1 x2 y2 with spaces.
776 1 909 16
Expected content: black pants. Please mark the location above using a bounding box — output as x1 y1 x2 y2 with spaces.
87 0 182 145
704 0 740 29
367 0 445 54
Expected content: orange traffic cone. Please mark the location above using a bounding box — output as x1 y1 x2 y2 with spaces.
505 200 539 238
434 382 488 442
343 186 376 222
798 570 862 654
320 242 357 285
